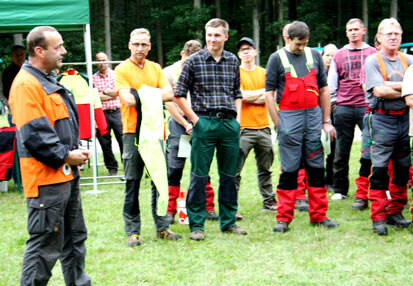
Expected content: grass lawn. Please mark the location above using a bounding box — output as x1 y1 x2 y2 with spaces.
1 140 413 285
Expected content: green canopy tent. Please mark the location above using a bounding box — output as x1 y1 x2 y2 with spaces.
0 0 103 193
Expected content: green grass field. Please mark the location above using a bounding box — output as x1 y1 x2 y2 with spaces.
1 140 413 286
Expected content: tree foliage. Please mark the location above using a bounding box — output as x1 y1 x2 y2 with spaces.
1 0 413 72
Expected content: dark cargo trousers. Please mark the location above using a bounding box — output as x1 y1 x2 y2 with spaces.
332 105 365 196
187 116 240 232
20 178 91 286
235 127 275 204
122 133 169 236
369 112 410 221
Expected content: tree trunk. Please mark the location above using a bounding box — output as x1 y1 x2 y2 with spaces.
253 0 260 66
215 0 221 18
337 0 342 44
288 0 297 20
278 0 283 49
390 0 397 19
362 0 368 43
136 0 141 27
104 0 112 63
194 0 202 40
152 1 164 66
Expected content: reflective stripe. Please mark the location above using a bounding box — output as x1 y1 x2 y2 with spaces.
278 47 314 78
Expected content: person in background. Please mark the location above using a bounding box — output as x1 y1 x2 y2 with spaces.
327 18 376 202
321 43 338 189
93 51 123 176
2 44 25 126
235 36 277 216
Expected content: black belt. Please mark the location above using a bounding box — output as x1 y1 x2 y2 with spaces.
104 108 120 113
197 110 235 119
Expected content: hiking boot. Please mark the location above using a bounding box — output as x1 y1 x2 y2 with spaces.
126 234 141 247
273 221 288 233
386 213 411 228
312 218 339 228
351 198 368 210
235 212 244 220
156 229 182 240
167 213 175 225
262 200 277 213
331 193 347 200
295 199 309 212
222 225 247 235
206 210 219 220
190 229 205 241
373 220 388 235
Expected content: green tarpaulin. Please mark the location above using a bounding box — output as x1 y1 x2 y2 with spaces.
0 0 89 33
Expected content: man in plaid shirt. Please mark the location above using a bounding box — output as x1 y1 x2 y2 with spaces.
93 52 123 176
175 18 247 241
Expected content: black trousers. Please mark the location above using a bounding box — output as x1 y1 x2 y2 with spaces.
20 178 91 286
96 108 123 172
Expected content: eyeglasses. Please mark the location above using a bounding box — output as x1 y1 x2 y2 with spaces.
239 47 254 53
131 42 149 48
380 32 401 38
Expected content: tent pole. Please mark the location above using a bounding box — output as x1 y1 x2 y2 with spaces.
83 24 103 195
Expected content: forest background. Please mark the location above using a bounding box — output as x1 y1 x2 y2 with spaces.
0 0 412 70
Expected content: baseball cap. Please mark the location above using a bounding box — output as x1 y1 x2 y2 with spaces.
236 37 256 50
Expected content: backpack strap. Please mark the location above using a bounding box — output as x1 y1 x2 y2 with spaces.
375 53 387 81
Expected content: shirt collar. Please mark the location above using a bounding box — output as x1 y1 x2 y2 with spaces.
22 61 65 94
201 47 229 62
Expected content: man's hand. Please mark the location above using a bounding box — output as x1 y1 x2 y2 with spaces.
323 123 336 141
405 94 413 108
185 123 193 135
65 149 90 166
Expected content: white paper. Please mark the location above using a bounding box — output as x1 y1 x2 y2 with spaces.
178 135 191 158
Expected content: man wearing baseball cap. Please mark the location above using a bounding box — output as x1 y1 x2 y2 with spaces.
235 37 277 215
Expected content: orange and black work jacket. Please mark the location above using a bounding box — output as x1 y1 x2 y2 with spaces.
9 62 80 198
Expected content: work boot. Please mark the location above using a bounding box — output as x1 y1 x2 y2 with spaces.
386 213 411 228
206 210 219 220
262 200 277 213
126 234 141 247
312 218 339 228
156 229 182 240
351 198 368 210
167 213 175 225
294 199 309 212
222 225 247 235
190 229 205 241
273 221 288 233
373 220 388 235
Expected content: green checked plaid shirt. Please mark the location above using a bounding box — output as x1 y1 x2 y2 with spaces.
174 48 242 114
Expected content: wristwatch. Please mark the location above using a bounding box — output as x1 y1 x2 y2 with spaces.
323 119 332 124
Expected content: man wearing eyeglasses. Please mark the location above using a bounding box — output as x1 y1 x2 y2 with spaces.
115 28 181 246
364 18 413 235
235 37 276 216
